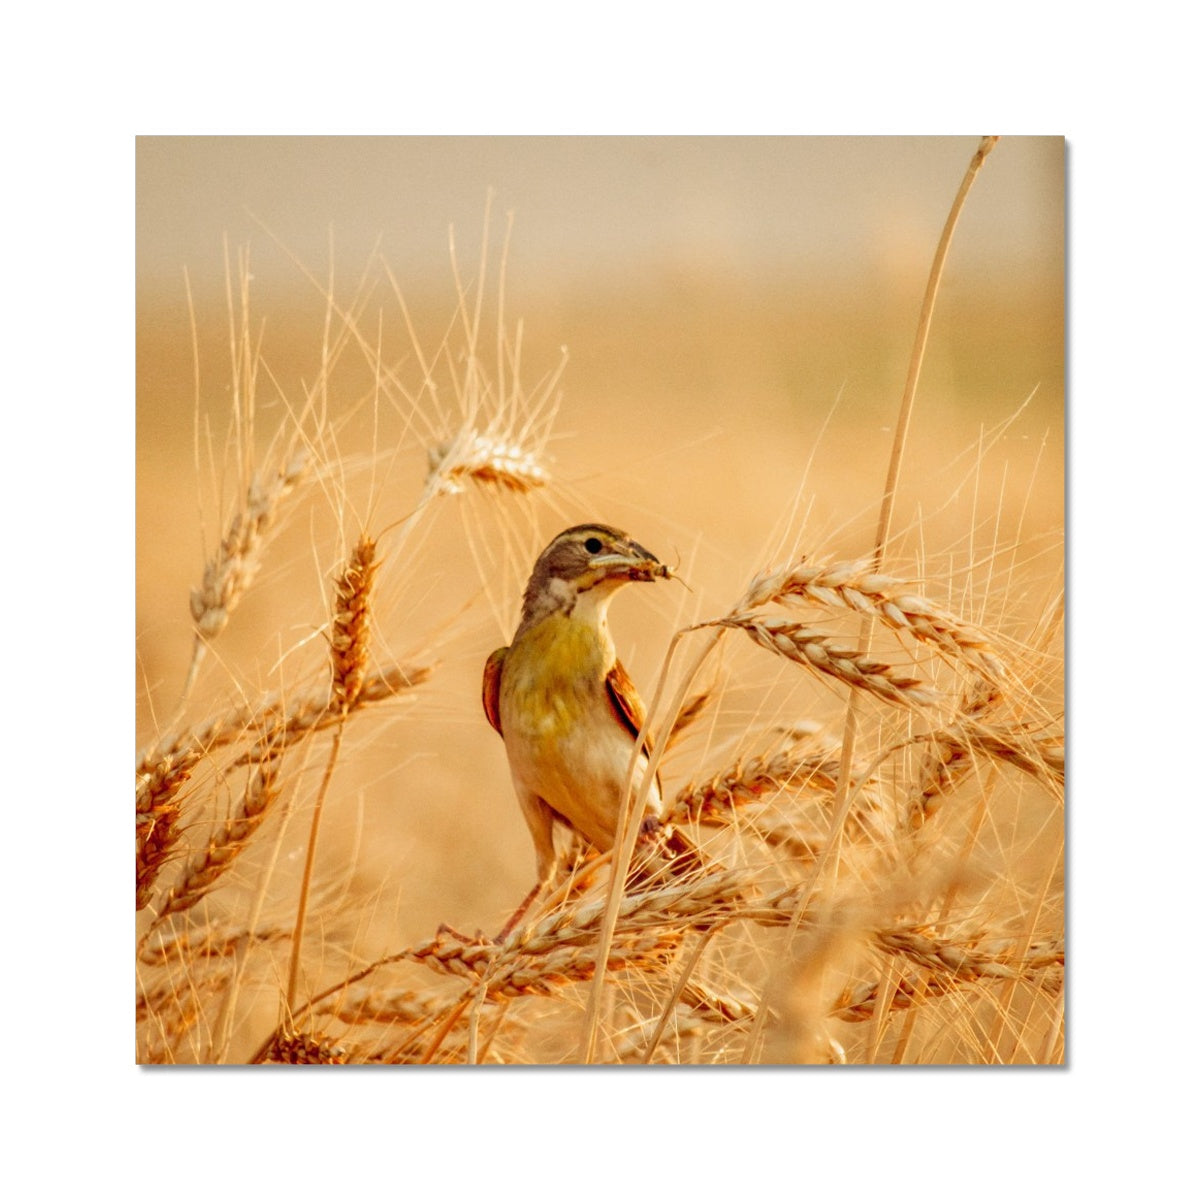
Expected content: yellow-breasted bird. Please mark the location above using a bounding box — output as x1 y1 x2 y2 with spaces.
483 523 698 937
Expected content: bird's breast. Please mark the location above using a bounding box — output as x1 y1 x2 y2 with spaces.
500 612 612 740
497 612 656 848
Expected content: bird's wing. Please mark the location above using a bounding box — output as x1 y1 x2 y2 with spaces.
604 658 654 756
482 646 507 736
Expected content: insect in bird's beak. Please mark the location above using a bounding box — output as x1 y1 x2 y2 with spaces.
589 544 673 583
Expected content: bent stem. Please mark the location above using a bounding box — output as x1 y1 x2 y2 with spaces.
284 721 346 1016
745 136 999 1062
872 135 998 567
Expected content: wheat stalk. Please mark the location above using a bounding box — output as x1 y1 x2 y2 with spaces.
137 142 1063 1066
735 139 1004 1065
259 867 756 1055
907 680 1002 824
287 531 383 1014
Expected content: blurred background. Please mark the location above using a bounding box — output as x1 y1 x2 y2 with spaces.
137 137 1062 301
136 138 1063 1051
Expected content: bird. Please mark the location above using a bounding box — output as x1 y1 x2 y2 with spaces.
482 523 698 938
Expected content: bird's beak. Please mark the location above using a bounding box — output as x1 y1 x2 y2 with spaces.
590 542 672 583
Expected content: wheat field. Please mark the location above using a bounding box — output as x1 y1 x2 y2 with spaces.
135 137 1064 1065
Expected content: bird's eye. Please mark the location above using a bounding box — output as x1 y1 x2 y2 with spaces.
584 536 603 554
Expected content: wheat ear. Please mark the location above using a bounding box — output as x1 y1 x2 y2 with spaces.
189 450 309 641
151 744 283 924
673 740 844 823
136 750 201 910
263 1031 351 1064
742 558 1005 681
139 662 432 775
709 614 942 707
835 934 1064 1023
426 430 550 494
286 533 378 1014
740 139 1002 1066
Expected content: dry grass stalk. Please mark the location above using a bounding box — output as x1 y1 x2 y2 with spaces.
712 614 942 707
189 449 309 640
330 534 379 712
742 558 1006 681
427 430 549 495
136 965 235 1061
286 532 383 1014
152 747 283 923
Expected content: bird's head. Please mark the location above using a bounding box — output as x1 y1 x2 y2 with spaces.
518 523 672 627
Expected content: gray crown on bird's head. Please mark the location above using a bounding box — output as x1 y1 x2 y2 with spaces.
518 524 667 627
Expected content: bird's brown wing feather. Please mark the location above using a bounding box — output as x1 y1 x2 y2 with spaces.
608 660 718 890
482 646 507 736
605 659 654 755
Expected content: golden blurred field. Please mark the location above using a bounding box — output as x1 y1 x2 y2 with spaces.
136 137 1063 1064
